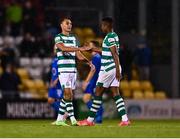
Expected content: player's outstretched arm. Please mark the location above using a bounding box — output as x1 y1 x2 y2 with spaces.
88 42 102 53
82 63 96 90
56 43 80 52
76 51 90 62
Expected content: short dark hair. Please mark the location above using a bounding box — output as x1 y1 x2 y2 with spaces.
90 40 100 48
59 15 72 24
102 17 113 24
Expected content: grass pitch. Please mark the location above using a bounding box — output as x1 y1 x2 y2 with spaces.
0 119 180 138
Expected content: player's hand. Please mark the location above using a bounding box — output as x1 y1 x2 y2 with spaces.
116 69 121 81
89 62 95 71
79 42 93 51
80 46 92 51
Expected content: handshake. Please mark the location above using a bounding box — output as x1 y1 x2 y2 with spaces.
78 42 96 52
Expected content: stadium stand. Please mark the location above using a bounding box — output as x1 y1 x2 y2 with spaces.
133 90 144 99
0 0 167 100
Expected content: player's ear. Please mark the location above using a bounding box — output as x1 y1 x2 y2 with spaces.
60 23 63 28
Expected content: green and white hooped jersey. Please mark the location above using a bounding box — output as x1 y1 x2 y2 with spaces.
101 32 120 72
54 33 78 73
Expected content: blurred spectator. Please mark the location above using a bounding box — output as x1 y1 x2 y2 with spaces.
34 36 51 57
5 0 23 36
18 32 35 57
0 63 21 99
134 41 152 81
0 35 18 70
0 1 5 35
119 44 134 80
120 29 138 80
4 21 12 35
22 0 36 34
45 23 58 39
120 29 138 54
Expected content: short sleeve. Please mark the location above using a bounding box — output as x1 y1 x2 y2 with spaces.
106 33 117 48
54 35 63 44
107 37 116 47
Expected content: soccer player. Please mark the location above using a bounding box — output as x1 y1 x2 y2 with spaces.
48 56 63 113
82 41 104 124
47 56 66 124
77 17 130 126
54 16 90 126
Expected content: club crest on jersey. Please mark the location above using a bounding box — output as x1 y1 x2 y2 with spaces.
52 67 57 76
66 82 70 87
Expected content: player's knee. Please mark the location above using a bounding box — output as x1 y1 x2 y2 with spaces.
110 87 120 97
64 94 72 100
64 90 72 100
83 94 91 103
48 98 55 104
95 87 104 96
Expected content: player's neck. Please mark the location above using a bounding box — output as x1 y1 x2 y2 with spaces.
106 28 113 34
61 31 70 36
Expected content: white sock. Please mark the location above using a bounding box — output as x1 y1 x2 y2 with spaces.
57 114 64 121
122 114 128 121
70 116 76 123
87 117 94 122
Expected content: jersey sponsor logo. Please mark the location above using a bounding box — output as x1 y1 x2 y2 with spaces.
108 38 115 43
62 52 72 56
57 89 63 97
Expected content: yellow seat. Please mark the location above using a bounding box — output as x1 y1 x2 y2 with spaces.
18 84 24 91
129 80 141 91
34 79 47 91
121 90 131 98
133 90 144 99
16 68 29 79
141 81 153 91
155 91 166 99
73 27 83 37
120 80 129 90
34 79 47 95
144 91 155 99
23 79 36 93
82 27 95 38
0 66 3 75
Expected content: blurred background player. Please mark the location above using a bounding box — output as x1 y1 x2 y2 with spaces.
54 16 91 126
47 54 65 124
78 17 130 126
82 40 104 124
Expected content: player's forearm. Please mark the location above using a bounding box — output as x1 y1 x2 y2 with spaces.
85 70 96 83
56 44 79 52
61 46 80 52
76 51 90 62
112 53 120 72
